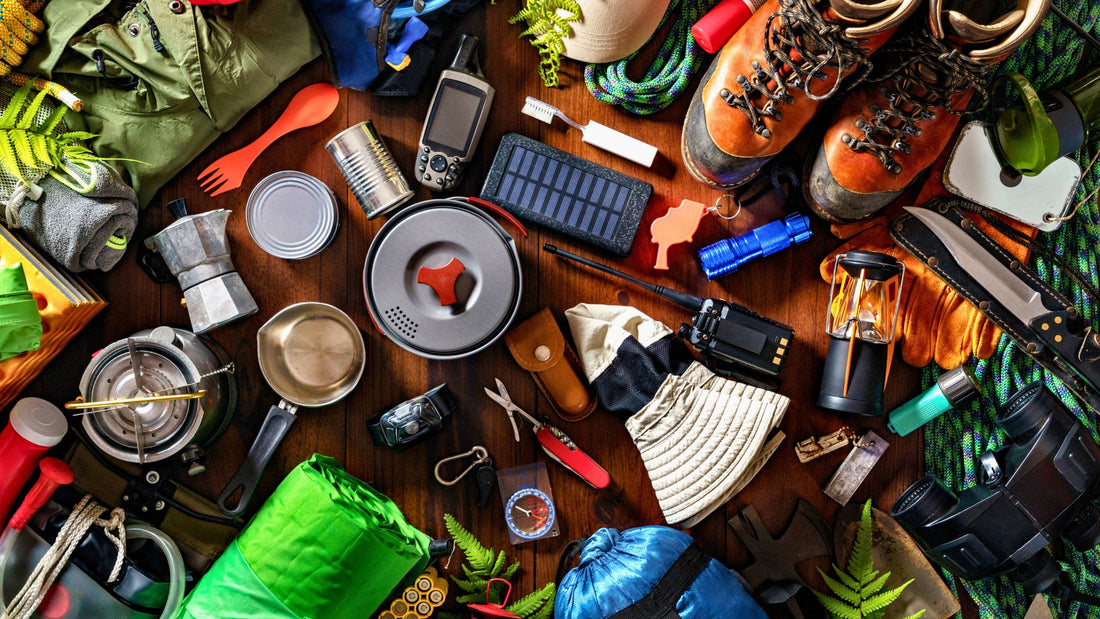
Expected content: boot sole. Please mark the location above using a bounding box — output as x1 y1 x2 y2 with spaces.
680 120 764 190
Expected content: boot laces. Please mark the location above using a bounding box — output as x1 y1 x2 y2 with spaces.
720 0 871 138
843 33 989 173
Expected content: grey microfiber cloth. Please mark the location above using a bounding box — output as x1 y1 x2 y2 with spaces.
8 161 138 273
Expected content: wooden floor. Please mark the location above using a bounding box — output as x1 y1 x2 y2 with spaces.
21 4 929 615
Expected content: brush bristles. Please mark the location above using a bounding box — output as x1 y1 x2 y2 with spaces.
521 96 559 125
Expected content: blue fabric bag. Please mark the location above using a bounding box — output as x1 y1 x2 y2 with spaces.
555 527 767 619
304 0 455 90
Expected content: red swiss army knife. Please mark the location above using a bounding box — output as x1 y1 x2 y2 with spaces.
485 378 611 489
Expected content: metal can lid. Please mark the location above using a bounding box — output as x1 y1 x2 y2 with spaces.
10 398 66 447
365 201 522 359
247 171 339 260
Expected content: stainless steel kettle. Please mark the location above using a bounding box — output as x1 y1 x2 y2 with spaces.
78 327 236 474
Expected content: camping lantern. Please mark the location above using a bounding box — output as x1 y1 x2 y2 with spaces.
818 250 905 416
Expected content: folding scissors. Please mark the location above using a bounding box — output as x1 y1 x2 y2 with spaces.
485 378 611 489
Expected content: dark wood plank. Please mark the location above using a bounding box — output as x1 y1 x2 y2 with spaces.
16 3 935 616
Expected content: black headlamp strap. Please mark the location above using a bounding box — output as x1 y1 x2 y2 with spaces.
608 544 711 619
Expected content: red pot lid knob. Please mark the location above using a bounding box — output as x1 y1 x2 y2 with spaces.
417 257 466 306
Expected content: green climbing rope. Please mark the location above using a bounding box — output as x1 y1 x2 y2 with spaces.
583 0 720 115
922 3 1100 618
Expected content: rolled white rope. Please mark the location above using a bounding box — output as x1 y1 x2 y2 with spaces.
3 495 126 619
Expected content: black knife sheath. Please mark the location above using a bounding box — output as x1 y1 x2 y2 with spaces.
891 198 1100 412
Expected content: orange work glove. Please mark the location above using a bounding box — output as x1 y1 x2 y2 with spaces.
819 206 1034 369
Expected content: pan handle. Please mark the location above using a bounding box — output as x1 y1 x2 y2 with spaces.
217 403 299 518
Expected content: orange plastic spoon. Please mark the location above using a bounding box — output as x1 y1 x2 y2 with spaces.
198 83 340 196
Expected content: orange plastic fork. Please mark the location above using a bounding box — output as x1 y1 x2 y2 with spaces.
198 83 340 196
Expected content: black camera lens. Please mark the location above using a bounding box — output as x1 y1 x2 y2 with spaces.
891 475 958 528
1063 503 1100 551
998 382 1057 443
1014 550 1061 594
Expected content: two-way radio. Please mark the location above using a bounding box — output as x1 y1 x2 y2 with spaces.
543 244 793 386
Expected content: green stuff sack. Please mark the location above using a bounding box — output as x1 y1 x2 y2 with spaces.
0 263 42 361
176 454 431 619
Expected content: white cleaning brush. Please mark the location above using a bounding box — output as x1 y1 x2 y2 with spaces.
521 97 659 168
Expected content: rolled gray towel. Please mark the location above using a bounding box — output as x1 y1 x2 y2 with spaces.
12 161 138 272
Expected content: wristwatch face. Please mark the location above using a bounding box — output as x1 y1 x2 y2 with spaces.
505 488 555 540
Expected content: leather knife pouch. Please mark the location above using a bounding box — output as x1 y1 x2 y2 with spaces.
64 443 240 571
891 197 1100 409
505 308 597 422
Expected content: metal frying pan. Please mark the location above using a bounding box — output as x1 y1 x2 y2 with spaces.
217 302 365 517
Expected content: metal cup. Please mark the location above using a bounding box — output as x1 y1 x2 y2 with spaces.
326 121 414 219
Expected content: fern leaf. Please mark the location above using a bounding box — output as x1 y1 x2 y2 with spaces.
502 561 520 581
861 580 912 615
451 576 478 593
862 571 891 598
11 130 36 170
863 570 880 588
455 591 484 605
903 610 927 619
847 499 875 584
30 133 50 165
505 583 556 617
444 514 494 573
0 133 24 183
58 131 99 142
17 89 50 130
41 104 67 135
491 550 508 577
531 601 555 619
813 590 861 619
833 564 859 591
0 82 32 128
818 569 860 607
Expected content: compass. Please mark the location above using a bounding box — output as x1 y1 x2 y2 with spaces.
504 488 556 541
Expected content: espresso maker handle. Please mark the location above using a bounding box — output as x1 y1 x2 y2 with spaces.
217 403 299 518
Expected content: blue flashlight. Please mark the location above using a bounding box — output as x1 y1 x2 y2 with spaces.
698 212 812 280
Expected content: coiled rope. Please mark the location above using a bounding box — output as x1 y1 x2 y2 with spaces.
3 495 126 619
583 0 720 115
922 3 1100 617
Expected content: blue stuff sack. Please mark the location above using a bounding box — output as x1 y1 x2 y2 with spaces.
305 0 452 90
554 527 767 619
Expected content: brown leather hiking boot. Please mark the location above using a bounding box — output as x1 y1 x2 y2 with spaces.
805 0 1051 222
682 0 920 189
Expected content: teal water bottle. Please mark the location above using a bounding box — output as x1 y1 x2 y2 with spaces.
887 366 980 436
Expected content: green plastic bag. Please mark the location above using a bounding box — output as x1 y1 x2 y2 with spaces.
176 454 431 619
0 263 41 361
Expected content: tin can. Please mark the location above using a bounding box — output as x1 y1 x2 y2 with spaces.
326 121 415 219
246 171 340 260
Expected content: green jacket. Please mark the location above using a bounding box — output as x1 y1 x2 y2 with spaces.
23 0 321 206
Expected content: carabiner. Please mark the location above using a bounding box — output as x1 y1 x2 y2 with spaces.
434 446 491 486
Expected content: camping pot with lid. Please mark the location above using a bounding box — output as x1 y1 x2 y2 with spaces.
364 199 522 360
78 327 236 474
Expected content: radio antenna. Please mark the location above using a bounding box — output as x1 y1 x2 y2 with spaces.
543 244 704 311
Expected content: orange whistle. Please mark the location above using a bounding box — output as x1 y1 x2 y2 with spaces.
649 199 708 270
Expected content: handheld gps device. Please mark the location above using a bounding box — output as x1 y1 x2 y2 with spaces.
416 34 494 192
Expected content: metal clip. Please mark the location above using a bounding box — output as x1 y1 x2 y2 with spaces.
434 446 491 486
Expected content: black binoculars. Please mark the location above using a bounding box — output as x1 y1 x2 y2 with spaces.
891 382 1100 594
